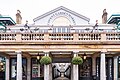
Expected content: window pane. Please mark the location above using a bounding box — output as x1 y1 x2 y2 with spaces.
11 58 16 78
31 58 44 79
58 28 61 33
62 28 65 33
118 57 120 78
10 58 27 79
67 28 70 32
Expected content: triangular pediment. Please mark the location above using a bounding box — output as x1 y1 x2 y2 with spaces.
33 6 90 25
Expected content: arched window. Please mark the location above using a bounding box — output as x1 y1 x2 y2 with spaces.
52 17 71 33
52 17 71 26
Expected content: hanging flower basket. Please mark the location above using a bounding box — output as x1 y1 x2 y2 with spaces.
71 56 83 65
40 56 52 65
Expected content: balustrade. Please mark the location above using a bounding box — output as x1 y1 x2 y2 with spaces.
0 32 120 43
106 33 120 40
49 33 73 40
0 33 16 40
21 33 44 40
78 33 101 40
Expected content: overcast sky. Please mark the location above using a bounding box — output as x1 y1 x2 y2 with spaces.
0 0 120 24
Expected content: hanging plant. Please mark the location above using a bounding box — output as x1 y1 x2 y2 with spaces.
71 56 83 65
40 56 52 65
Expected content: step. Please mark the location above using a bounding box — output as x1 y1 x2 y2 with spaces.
55 77 69 80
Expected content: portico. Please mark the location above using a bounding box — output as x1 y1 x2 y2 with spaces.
0 40 118 80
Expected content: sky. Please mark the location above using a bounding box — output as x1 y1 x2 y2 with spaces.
0 0 120 24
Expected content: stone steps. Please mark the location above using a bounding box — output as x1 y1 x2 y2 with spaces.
55 77 69 80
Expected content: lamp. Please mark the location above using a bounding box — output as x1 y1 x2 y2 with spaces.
60 51 62 55
83 53 87 60
37 53 40 60
0 62 4 71
0 62 3 66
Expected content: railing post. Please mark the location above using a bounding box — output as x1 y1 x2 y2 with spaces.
73 33 79 41
16 33 22 42
44 33 49 41
101 33 106 41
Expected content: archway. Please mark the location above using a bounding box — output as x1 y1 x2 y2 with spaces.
52 54 71 80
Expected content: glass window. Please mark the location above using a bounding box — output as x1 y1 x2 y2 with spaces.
62 28 65 33
118 57 120 78
53 28 56 33
31 58 44 79
67 28 70 33
53 27 70 33
11 59 16 78
79 58 92 79
58 28 61 33
10 58 27 79
75 29 79 33
44 29 48 33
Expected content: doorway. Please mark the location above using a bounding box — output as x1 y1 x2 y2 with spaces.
31 58 44 80
52 55 71 80
52 63 71 80
96 57 113 80
79 57 92 80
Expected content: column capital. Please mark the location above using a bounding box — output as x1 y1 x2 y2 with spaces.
15 50 22 54
44 51 50 56
73 50 79 57
73 50 79 54
101 49 107 53
44 51 49 53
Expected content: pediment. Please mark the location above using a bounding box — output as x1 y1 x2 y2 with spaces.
33 6 90 25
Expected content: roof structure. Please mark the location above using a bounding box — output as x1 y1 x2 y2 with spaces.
0 23 6 32
33 6 90 22
107 14 120 24
0 15 16 25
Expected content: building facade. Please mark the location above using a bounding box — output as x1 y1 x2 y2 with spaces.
0 6 120 80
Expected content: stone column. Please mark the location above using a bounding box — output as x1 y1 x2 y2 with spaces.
16 51 22 80
100 52 106 80
73 51 79 80
92 56 96 76
71 64 73 80
27 57 31 80
114 56 118 80
49 64 52 80
38 64 40 77
5 57 10 80
44 53 49 80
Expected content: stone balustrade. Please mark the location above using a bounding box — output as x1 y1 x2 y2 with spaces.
0 32 120 43
0 33 16 41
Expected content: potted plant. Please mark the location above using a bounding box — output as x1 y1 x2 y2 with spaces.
71 56 83 65
40 56 52 65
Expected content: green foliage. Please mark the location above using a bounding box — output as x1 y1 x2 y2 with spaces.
71 56 83 65
40 56 52 65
